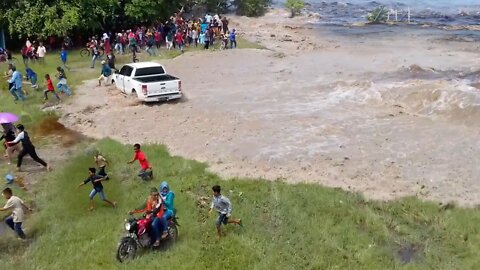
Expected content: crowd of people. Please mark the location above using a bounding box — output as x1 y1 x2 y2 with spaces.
99 12 238 59
1 11 240 104
0 11 244 243
3 62 71 103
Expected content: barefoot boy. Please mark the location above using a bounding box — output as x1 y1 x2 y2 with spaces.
208 185 242 237
78 168 116 211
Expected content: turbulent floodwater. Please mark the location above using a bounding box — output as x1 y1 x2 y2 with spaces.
302 0 480 25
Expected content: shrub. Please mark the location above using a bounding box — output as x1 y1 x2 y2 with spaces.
367 6 388 23
285 0 305 18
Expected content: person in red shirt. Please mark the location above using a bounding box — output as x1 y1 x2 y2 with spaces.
127 143 153 181
174 31 184 53
154 31 161 49
43 74 60 101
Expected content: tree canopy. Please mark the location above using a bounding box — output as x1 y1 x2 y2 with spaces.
0 0 271 38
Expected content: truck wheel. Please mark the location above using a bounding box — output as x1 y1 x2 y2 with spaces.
131 90 138 98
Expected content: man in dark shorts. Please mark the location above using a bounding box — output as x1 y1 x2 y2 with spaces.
208 185 242 237
77 168 116 211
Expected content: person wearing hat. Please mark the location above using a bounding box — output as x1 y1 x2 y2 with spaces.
98 60 112 87
9 124 50 172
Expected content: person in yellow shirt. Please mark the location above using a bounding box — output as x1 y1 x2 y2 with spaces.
94 152 109 179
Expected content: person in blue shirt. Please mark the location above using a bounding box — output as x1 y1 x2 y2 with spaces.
60 47 70 70
25 68 38 89
229 29 237 49
199 31 205 45
56 66 71 96
155 181 175 244
7 66 25 101
160 181 175 215
98 61 112 86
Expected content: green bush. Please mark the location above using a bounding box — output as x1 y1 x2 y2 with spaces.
285 0 305 18
367 6 388 23
234 0 270 17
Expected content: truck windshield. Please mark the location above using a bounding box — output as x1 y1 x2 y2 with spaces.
134 66 165 77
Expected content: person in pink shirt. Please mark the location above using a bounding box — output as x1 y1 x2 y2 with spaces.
127 143 153 181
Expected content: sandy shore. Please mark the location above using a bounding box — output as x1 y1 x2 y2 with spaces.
60 9 480 206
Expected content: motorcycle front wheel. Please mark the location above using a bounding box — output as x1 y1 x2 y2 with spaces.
116 237 137 263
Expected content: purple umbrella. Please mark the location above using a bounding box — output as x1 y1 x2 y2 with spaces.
0 112 19 124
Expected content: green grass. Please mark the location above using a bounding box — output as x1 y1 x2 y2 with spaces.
1 139 480 269
237 37 266 50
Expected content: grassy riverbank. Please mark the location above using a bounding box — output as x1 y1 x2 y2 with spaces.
0 139 479 269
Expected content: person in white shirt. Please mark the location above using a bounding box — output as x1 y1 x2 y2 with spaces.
10 124 50 171
37 42 46 64
0 187 32 239
205 13 212 23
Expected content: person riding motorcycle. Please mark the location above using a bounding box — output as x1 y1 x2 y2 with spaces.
160 181 175 213
128 187 166 247
159 181 175 238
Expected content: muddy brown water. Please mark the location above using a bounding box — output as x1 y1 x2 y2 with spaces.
32 116 85 147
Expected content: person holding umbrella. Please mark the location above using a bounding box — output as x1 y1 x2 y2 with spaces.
9 124 51 172
0 113 20 164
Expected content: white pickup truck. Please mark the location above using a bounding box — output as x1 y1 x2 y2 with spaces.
113 62 182 102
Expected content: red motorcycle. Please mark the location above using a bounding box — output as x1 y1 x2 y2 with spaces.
116 213 179 262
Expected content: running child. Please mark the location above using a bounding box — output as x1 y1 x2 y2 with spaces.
43 74 60 101
208 185 242 237
77 168 116 211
